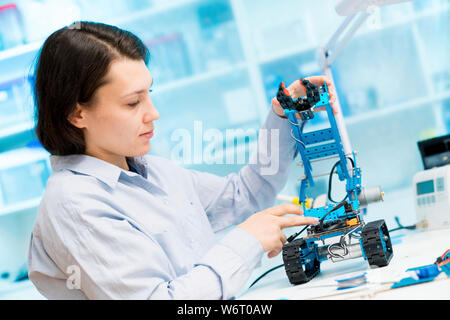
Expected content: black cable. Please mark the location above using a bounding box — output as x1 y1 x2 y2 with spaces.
248 264 284 289
319 200 347 231
328 157 355 203
388 216 416 233
286 225 308 243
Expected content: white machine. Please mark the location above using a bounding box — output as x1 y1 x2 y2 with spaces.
413 164 450 230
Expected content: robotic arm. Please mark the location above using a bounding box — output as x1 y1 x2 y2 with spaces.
276 78 393 285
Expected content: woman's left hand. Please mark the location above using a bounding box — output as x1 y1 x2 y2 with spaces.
271 75 337 118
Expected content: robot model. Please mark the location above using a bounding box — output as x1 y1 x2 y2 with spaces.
277 79 393 285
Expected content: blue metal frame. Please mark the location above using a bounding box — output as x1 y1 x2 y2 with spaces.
279 80 393 285
283 83 362 223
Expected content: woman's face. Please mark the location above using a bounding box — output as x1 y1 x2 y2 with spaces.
71 58 159 168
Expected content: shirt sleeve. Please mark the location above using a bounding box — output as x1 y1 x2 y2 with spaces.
189 107 298 232
29 195 263 300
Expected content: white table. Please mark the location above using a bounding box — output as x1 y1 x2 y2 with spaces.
238 225 450 300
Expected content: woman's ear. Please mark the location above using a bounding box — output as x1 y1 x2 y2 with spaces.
68 103 87 129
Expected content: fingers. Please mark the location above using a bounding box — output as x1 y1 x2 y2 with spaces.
281 232 287 244
271 97 281 107
268 249 280 259
278 215 320 229
264 204 303 217
268 232 288 259
305 75 332 88
314 106 327 113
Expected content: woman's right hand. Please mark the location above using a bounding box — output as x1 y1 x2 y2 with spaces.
237 204 319 259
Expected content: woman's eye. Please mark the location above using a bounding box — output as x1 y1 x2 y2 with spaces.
128 101 139 107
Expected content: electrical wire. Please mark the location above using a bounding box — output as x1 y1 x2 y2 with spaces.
248 264 284 289
286 225 309 243
328 157 355 204
289 119 308 149
319 200 347 231
388 216 417 233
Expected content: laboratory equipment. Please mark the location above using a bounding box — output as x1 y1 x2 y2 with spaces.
418 134 450 170
0 3 25 50
0 146 51 282
413 164 450 231
0 76 33 134
278 79 392 285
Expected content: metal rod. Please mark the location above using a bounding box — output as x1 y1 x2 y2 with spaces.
323 13 356 53
326 10 370 66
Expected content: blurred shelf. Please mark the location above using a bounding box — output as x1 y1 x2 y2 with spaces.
153 62 248 94
304 89 450 133
0 197 41 216
0 41 41 64
344 89 450 126
351 3 450 39
0 121 34 141
0 2 447 68
0 1 202 66
112 0 200 26
255 4 449 67
258 43 318 65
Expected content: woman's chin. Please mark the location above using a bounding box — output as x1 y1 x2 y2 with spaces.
135 143 151 157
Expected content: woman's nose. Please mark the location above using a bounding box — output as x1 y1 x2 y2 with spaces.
143 101 159 123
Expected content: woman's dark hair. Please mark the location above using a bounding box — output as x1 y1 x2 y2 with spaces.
34 21 150 155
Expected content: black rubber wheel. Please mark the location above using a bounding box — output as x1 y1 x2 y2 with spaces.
282 239 320 285
361 219 394 268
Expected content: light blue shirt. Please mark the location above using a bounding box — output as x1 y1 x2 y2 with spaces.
27 110 297 300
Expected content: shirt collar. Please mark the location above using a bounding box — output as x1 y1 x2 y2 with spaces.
50 154 148 189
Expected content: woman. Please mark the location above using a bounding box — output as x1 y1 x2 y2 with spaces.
28 21 335 300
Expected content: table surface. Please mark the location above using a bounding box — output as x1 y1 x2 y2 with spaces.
237 222 450 300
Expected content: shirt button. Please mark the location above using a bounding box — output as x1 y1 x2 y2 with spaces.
163 198 169 205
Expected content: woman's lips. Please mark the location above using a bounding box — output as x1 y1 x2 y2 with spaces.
140 130 154 139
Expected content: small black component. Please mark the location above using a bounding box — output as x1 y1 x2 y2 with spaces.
309 218 347 234
276 79 321 119
344 201 354 213
361 219 393 267
282 239 320 285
